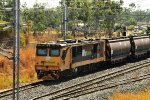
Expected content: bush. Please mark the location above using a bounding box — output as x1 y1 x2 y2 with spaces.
20 32 26 47
128 25 135 30
62 34 73 40
67 34 73 39
140 30 146 34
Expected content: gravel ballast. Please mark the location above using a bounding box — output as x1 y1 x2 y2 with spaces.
1 58 150 100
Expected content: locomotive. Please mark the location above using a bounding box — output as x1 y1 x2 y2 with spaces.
35 36 150 80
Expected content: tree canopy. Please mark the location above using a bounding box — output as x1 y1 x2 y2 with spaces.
1 0 150 36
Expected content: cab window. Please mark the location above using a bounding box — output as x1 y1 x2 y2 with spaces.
50 49 60 57
36 48 47 56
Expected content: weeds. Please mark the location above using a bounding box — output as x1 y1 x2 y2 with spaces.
110 87 150 100
0 48 37 89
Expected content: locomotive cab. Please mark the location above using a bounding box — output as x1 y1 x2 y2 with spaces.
35 43 64 80
35 40 106 80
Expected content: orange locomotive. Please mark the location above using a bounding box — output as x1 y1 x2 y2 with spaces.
35 39 106 80
35 36 150 80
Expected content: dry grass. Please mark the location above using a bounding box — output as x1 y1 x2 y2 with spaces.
0 73 12 89
110 87 150 100
0 48 37 89
33 33 59 43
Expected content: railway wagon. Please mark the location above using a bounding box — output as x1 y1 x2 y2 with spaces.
35 39 106 80
105 38 131 63
130 36 150 58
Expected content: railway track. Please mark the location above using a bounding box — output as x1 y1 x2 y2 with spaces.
0 80 44 98
33 60 150 100
61 73 150 100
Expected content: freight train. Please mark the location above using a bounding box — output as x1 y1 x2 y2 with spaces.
35 36 150 80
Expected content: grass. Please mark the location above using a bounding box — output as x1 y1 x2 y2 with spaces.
0 48 37 89
0 74 12 89
109 87 150 100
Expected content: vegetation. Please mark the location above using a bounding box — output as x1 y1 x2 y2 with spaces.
128 25 135 30
0 0 150 90
1 0 150 37
0 0 13 23
0 48 37 89
110 87 150 100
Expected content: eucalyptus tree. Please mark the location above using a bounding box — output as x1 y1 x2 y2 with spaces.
0 0 13 22
93 0 123 37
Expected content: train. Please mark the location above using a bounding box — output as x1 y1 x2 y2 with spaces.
35 35 150 80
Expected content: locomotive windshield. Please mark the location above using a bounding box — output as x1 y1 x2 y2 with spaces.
36 48 47 56
50 49 60 57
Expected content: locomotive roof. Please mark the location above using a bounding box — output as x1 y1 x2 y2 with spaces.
36 39 103 48
103 36 150 43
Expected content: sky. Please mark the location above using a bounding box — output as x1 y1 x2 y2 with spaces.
21 0 150 10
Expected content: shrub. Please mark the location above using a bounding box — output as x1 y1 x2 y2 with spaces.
0 48 37 89
128 25 135 30
110 87 150 100
140 30 146 34
62 34 73 40
20 32 26 47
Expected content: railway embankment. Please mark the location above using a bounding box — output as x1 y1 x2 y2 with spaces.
0 58 150 100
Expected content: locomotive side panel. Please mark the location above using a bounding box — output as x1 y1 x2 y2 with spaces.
60 47 72 71
72 41 105 68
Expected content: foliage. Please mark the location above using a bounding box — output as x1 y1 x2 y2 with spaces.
21 3 61 33
20 32 26 47
0 0 13 23
127 25 135 30
2 0 150 38
62 33 73 39
66 34 73 39
0 48 37 89
140 30 146 34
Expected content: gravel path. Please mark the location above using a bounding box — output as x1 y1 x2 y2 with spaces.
1 58 150 100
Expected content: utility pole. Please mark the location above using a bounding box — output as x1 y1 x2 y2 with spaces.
15 0 20 99
13 0 20 99
64 1 67 40
0 0 19 99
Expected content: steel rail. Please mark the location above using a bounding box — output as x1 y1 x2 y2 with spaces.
0 80 43 98
64 73 150 99
32 60 150 100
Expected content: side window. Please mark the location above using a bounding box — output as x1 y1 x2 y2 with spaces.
50 49 60 57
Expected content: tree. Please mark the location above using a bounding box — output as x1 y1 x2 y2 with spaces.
0 0 13 22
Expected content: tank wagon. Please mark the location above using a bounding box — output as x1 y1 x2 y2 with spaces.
35 36 150 80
